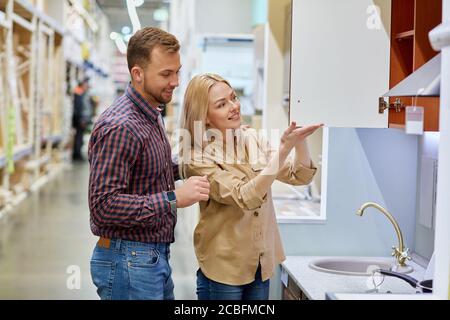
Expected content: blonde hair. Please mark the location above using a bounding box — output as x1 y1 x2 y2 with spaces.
180 73 232 148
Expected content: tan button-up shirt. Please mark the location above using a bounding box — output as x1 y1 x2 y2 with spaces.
183 129 317 285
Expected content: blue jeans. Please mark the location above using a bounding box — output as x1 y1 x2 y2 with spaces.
196 266 270 300
90 238 174 300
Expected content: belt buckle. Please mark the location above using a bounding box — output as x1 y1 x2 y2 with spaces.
98 237 111 249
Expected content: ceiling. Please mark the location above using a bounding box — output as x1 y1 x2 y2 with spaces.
96 0 170 34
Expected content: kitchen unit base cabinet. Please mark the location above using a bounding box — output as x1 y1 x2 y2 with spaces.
281 275 309 300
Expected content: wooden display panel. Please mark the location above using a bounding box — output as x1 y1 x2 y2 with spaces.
50 32 64 139
36 22 53 145
0 27 7 157
12 21 35 147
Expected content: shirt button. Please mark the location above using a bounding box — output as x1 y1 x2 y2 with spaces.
260 252 265 257
131 251 136 256
254 211 259 217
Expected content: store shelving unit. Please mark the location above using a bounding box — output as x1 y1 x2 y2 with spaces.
0 0 10 210
0 0 115 216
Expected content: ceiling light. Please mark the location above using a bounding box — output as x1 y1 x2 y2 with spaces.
127 0 144 34
110 32 119 40
122 26 131 35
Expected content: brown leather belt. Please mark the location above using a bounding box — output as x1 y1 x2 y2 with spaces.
97 237 111 249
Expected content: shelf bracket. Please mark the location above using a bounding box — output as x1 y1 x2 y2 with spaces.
378 97 405 114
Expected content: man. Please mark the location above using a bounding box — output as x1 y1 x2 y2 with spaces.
72 79 90 161
88 27 210 300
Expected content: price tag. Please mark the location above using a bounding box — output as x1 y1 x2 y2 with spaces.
406 106 424 135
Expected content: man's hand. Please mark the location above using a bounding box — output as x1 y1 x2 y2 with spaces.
175 176 210 208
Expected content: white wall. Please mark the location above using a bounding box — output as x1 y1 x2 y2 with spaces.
195 0 253 34
270 127 420 298
414 133 439 259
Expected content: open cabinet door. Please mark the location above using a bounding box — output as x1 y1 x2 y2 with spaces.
290 0 391 128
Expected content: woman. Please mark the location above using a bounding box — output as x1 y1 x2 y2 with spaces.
180 73 323 300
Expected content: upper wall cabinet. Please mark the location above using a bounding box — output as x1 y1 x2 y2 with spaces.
387 0 442 132
290 0 392 128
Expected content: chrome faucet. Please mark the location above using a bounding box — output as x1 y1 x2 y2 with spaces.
356 202 411 267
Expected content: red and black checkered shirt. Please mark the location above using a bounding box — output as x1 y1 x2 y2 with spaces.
88 84 180 243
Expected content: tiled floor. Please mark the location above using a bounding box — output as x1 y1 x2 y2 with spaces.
0 162 199 300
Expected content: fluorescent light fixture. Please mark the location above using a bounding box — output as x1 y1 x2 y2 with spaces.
115 38 128 55
110 32 127 54
110 32 119 40
111 0 145 53
124 34 133 42
122 26 131 35
127 0 144 34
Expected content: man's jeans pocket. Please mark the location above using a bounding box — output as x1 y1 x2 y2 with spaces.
127 249 168 300
127 248 160 268
90 259 115 300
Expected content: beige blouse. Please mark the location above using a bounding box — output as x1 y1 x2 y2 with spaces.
183 128 317 286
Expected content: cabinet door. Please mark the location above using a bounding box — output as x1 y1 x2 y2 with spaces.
290 0 391 128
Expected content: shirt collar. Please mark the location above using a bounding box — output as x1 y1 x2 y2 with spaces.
126 83 165 123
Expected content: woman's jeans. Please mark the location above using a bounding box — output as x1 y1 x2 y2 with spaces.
196 265 270 300
90 238 174 300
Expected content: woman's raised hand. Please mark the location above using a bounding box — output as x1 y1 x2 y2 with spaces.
280 122 324 154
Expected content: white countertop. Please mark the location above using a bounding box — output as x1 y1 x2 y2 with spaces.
281 255 429 300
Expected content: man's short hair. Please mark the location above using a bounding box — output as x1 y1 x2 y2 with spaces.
127 27 180 73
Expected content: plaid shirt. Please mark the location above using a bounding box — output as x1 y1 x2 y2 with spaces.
88 84 180 243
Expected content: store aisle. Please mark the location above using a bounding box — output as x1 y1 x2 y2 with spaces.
0 163 198 300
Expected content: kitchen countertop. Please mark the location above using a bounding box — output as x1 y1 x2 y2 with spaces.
281 255 428 300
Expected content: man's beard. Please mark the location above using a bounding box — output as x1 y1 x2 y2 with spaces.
144 85 169 106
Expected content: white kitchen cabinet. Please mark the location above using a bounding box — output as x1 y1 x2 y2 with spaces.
290 0 391 128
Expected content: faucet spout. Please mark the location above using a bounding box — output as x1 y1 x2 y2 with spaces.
356 202 411 266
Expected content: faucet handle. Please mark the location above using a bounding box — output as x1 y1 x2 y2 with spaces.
401 247 412 261
392 246 412 265
391 246 399 257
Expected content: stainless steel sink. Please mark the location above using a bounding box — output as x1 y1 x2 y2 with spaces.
309 257 414 276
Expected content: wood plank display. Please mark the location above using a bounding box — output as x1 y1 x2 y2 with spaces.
0 9 8 209
1 0 114 212
12 19 36 148
6 3 36 194
0 25 7 159
33 21 53 177
51 33 64 139
0 0 68 209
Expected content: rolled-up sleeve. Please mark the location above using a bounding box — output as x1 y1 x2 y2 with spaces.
276 158 317 186
89 125 170 228
185 163 267 211
247 128 318 186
